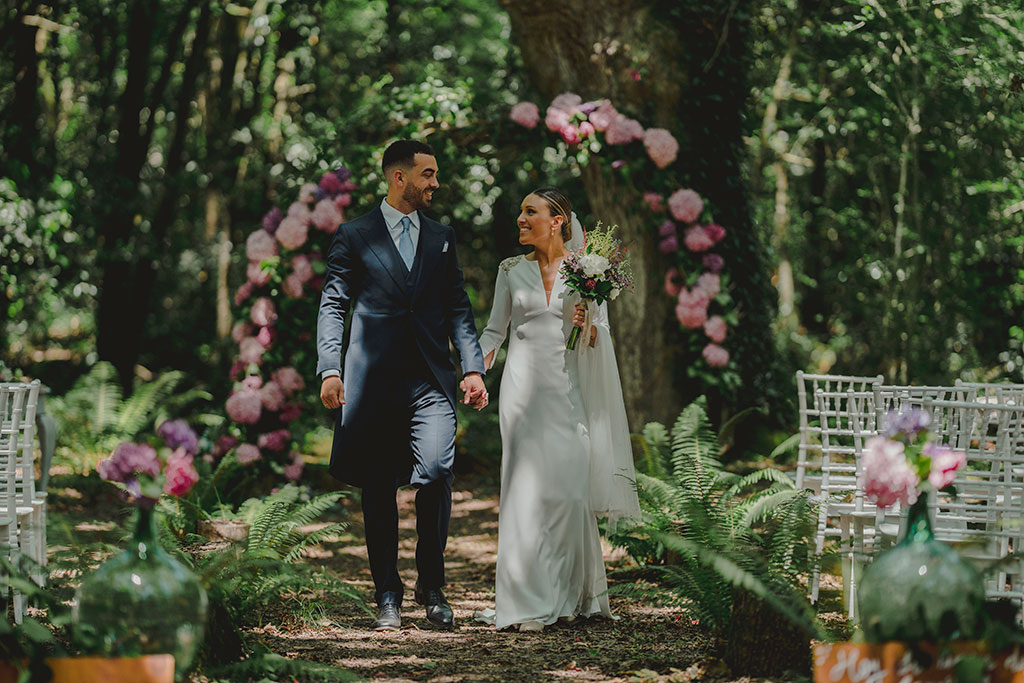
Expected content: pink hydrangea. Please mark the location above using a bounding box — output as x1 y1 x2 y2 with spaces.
284 452 305 482
335 193 352 208
696 272 721 298
235 443 262 465
669 189 704 223
272 367 305 394
246 230 278 262
226 389 262 424
676 304 708 329
645 193 666 213
234 282 254 306
578 121 595 138
292 255 314 283
703 253 724 273
704 223 726 244
560 125 581 144
510 101 540 128
926 444 966 489
250 297 277 327
297 183 318 203
684 225 715 252
550 92 582 113
864 436 919 507
704 315 727 343
311 199 342 233
279 402 302 423
282 273 304 299
231 321 255 344
319 172 344 195
256 325 274 349
605 114 645 145
664 268 683 298
588 101 618 131
658 220 676 238
257 428 290 453
658 236 679 254
213 434 238 459
545 106 571 133
162 449 199 497
276 216 308 250
240 374 263 391
262 207 283 235
260 381 285 412
247 261 271 286
644 128 679 169
238 337 264 365
702 343 730 368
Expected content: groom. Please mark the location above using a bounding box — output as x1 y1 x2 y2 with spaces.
316 140 488 630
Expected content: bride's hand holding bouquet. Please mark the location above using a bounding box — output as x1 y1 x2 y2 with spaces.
560 221 633 350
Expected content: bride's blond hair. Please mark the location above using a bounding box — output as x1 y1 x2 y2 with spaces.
530 187 573 242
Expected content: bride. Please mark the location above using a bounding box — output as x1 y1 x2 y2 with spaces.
471 187 640 632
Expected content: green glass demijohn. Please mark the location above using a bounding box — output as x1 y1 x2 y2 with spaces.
73 505 208 677
857 494 985 642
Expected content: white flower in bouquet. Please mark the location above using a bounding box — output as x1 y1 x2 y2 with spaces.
579 253 610 277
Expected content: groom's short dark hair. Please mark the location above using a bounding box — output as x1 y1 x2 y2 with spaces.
382 140 435 176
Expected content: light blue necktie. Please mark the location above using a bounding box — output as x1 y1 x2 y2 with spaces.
398 215 415 270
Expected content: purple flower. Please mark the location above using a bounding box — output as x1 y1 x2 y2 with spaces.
883 408 931 439
658 220 677 238
312 187 327 203
702 253 724 273
262 207 283 235
156 419 199 456
98 443 161 484
611 160 626 169
334 167 351 182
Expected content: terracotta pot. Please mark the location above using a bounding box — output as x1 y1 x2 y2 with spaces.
197 518 250 542
0 655 174 683
814 642 1024 683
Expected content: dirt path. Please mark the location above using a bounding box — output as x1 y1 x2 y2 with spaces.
256 481 716 682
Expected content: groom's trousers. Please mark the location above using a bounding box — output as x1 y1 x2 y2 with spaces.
360 374 456 606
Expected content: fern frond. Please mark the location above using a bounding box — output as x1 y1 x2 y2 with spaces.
283 523 348 563
116 370 184 436
737 489 805 528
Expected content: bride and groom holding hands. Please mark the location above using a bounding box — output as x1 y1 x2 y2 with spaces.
316 139 640 632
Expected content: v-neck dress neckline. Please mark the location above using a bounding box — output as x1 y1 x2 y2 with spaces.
527 256 564 308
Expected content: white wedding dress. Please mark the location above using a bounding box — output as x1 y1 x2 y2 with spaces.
475 254 640 629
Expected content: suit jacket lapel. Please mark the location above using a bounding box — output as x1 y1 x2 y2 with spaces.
357 208 409 300
411 215 445 301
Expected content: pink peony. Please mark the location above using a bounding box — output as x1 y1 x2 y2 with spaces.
560 125 581 144
292 255 314 283
335 193 352 208
279 402 302 423
231 321 255 344
864 436 920 507
235 443 262 465
250 297 277 327
257 428 290 453
284 452 305 482
297 183 318 203
668 189 704 223
645 193 666 213
246 230 278 262
926 444 966 489
578 121 595 138
644 128 679 169
260 381 285 412
162 449 199 497
684 225 715 252
605 114 645 145
658 236 679 254
664 268 683 297
311 199 343 233
704 223 727 244
545 106 571 133
658 220 676 237
256 325 274 349
272 367 305 394
550 92 582 113
247 261 271 286
676 304 708 329
226 389 262 424
238 337 265 365
704 315 727 343
702 343 730 368
588 101 618 131
234 282 254 306
282 273 304 299
510 101 540 128
696 272 721 298
276 216 308 250
319 172 344 195
240 374 263 391
585 279 597 291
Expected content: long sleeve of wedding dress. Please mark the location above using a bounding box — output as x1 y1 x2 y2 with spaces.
478 265 511 364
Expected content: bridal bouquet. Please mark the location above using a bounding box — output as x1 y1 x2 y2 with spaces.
863 407 966 507
560 221 633 350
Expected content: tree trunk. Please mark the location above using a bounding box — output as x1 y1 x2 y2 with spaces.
501 0 777 426
724 587 811 677
5 7 42 191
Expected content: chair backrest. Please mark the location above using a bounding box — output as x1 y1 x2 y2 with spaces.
0 385 28 524
796 372 884 489
815 388 878 514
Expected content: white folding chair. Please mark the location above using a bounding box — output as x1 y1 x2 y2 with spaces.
0 384 35 623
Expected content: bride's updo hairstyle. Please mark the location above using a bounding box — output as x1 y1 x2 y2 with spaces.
531 187 573 243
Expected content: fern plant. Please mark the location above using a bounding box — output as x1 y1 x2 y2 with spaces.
609 397 823 641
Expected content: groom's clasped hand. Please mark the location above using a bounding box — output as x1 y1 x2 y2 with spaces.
460 372 488 410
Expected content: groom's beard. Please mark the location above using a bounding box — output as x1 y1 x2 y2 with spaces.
403 183 432 211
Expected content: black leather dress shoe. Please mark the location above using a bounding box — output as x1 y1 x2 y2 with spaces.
414 582 454 628
374 601 401 631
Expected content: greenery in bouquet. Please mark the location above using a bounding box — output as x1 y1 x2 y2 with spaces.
96 419 200 507
560 221 634 305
